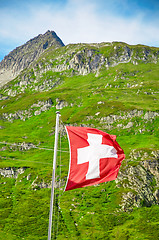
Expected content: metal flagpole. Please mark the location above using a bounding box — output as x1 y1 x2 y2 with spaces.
48 111 60 240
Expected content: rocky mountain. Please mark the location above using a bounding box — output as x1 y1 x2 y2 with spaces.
0 31 159 240
0 30 64 88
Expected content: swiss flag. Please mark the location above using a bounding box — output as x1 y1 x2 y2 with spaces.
65 126 125 191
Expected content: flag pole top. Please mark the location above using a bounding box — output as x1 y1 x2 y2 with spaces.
56 111 61 115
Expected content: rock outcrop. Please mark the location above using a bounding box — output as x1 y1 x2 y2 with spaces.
116 157 159 211
32 43 159 77
1 99 53 122
0 167 26 178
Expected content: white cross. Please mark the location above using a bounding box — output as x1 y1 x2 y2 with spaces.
77 133 118 180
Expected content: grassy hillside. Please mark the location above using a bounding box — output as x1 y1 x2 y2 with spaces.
0 42 159 239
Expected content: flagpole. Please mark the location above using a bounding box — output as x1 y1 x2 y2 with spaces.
48 111 60 240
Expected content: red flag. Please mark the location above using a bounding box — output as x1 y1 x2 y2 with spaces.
65 126 125 191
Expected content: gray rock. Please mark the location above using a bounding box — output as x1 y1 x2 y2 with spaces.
0 167 26 178
124 122 134 129
56 99 68 109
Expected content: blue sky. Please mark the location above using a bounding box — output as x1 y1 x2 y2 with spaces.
0 0 159 61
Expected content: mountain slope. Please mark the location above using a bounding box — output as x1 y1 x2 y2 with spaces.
0 32 159 240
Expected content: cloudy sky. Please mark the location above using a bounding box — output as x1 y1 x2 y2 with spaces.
0 0 159 61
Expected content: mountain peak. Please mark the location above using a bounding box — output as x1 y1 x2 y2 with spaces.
25 30 64 48
0 31 64 88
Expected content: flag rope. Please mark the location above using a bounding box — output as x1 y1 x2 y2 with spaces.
56 128 62 239
52 191 56 239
